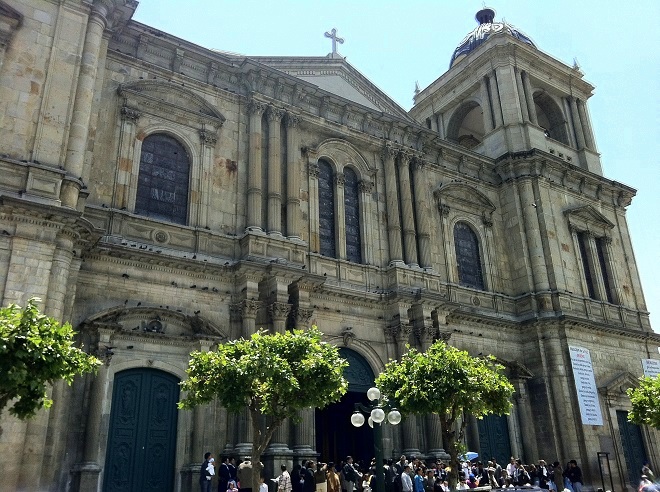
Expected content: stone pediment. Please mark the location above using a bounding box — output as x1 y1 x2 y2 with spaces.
598 371 639 398
434 182 496 217
118 80 225 127
82 306 226 339
252 55 414 122
564 205 614 236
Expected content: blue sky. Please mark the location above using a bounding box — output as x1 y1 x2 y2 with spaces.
133 0 659 331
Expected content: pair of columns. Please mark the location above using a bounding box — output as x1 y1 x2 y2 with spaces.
382 143 432 268
247 99 301 237
571 228 618 304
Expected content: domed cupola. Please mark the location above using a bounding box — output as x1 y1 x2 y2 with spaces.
449 7 537 67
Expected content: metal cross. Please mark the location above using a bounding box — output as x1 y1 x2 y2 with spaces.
324 28 344 54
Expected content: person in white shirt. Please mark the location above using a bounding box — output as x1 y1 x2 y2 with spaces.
401 465 413 492
259 477 268 492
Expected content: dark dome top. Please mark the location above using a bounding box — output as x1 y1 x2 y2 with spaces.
449 8 537 67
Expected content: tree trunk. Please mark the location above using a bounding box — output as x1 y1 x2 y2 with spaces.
441 419 459 490
249 408 282 492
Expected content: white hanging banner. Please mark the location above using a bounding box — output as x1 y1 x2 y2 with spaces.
642 359 660 378
569 346 603 426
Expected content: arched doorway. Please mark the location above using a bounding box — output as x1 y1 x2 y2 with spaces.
477 414 511 464
103 368 180 491
316 348 375 468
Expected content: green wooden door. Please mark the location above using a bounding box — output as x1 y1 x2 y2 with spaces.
478 414 512 464
617 410 646 487
104 368 180 492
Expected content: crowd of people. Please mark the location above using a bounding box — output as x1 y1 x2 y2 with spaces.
200 453 658 492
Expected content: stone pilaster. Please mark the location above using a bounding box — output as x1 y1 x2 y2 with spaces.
480 77 494 133
286 113 301 238
293 407 315 457
247 99 267 231
334 172 347 260
568 96 586 150
411 157 431 269
267 106 284 235
576 99 595 150
236 299 262 337
517 177 549 293
359 180 374 264
293 307 314 329
397 151 418 267
488 72 504 128
382 144 403 264
114 106 140 209
521 71 538 125
514 68 530 122
45 234 75 321
307 152 321 253
197 129 218 228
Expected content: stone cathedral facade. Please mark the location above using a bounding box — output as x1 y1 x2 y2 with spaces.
0 1 658 491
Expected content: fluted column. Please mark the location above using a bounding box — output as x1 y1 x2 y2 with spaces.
267 107 284 234
521 71 538 125
286 114 301 238
247 99 266 230
411 157 431 269
514 68 530 122
238 299 261 337
518 177 549 292
568 96 586 149
584 231 608 302
114 106 140 209
45 235 74 320
479 77 494 133
61 3 113 208
198 129 218 228
576 99 595 150
293 407 316 456
382 144 403 264
397 152 419 267
488 72 504 128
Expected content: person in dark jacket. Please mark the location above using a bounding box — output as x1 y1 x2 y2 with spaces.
200 452 214 492
565 460 583 492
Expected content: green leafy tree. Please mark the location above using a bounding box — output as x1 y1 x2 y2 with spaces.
179 326 348 489
627 375 660 429
0 298 100 432
376 341 514 489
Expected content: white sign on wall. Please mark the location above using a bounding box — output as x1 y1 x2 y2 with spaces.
569 346 603 426
642 359 660 378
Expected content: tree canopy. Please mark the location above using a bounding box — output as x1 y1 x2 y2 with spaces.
376 341 514 488
627 375 660 429
0 298 100 424
179 326 348 489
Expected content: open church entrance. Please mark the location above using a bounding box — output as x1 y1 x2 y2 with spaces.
315 348 375 468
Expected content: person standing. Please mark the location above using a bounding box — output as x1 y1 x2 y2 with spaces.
343 457 359 492
200 452 215 492
219 457 232 492
401 465 413 492
315 462 329 492
327 462 341 492
565 460 583 492
238 457 254 492
278 464 293 492
551 462 563 492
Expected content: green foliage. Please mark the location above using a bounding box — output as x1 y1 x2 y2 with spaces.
179 326 348 418
627 375 660 429
0 298 101 420
376 341 514 488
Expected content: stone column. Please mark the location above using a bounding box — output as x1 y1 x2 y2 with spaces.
576 99 595 150
61 3 112 208
521 71 538 125
307 159 320 253
397 152 419 267
517 177 549 292
267 107 284 235
480 77 494 133
247 99 267 231
382 144 403 264
584 231 608 302
411 157 431 269
293 407 316 457
269 302 292 334
294 307 314 330
286 114 301 238
334 172 347 260
392 323 421 456
513 380 538 462
600 236 620 304
191 340 215 460
515 68 530 122
239 300 261 337
45 234 74 320
198 129 218 228
488 72 504 128
359 180 374 265
568 96 586 150
114 106 140 209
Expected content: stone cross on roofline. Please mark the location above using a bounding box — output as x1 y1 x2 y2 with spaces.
324 28 344 54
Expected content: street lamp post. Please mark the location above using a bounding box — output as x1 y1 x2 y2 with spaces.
350 387 401 492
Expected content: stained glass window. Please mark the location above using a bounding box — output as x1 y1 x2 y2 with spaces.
344 167 362 264
135 134 190 225
318 160 336 257
454 222 484 290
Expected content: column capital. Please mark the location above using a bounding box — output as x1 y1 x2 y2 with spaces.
293 307 314 327
481 214 493 228
601 235 612 245
411 155 426 171
267 106 285 122
437 202 450 216
199 129 217 146
248 99 267 116
232 299 262 320
398 151 413 167
268 302 292 322
308 162 320 178
334 172 345 187
286 112 300 128
120 106 140 123
381 143 400 161
358 180 374 193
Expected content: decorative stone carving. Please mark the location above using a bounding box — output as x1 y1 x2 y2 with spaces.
199 129 217 146
481 214 493 228
308 162 320 178
294 307 314 327
341 326 356 346
120 106 141 123
248 99 267 116
286 113 300 128
334 172 345 187
358 181 373 193
438 203 451 216
268 302 292 321
235 299 262 319
268 106 284 122
153 230 169 243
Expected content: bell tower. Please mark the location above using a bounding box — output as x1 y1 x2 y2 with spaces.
410 8 602 175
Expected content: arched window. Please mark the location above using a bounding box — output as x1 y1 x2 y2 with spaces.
135 134 190 225
344 167 362 263
533 92 569 145
318 159 336 257
454 222 484 290
446 101 485 149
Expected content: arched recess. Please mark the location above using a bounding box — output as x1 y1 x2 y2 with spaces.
446 101 485 149
533 91 569 145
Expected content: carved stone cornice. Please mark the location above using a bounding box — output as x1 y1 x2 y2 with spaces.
199 129 217 146
268 302 292 321
308 162 320 179
120 105 140 122
358 181 374 193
